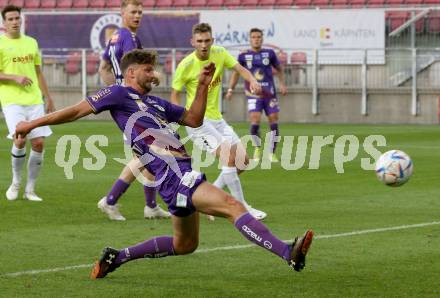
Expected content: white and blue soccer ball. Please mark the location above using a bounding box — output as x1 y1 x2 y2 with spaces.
375 150 413 187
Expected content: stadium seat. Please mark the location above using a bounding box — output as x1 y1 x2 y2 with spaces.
155 0 173 7
65 52 82 75
406 0 424 5
86 52 100 75
89 0 106 8
388 0 405 6
293 0 312 7
313 0 330 7
368 0 386 7
350 0 367 7
427 12 440 33
291 51 307 65
387 11 410 31
241 0 259 7
57 0 72 8
24 0 40 8
275 0 294 6
9 0 25 7
206 0 224 7
174 0 190 7
259 0 276 6
0 0 7 7
224 0 241 7
425 0 440 3
106 0 121 8
142 0 156 8
40 0 56 8
331 0 348 7
72 0 88 8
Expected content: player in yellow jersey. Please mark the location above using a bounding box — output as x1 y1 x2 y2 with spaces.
0 5 54 202
171 23 267 220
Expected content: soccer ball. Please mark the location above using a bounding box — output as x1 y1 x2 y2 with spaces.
375 150 413 187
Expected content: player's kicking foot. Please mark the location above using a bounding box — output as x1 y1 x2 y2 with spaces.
23 191 43 202
247 205 267 221
98 197 126 221
90 247 120 279
288 230 314 272
6 183 20 201
144 205 171 219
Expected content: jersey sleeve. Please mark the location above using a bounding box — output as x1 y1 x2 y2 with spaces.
270 49 280 68
85 85 122 114
171 61 186 91
102 41 111 62
237 53 245 67
33 39 42 66
223 49 238 69
163 99 185 123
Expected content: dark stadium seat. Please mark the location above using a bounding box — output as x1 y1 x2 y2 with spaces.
57 0 72 8
65 52 81 75
89 0 106 8
106 0 121 8
241 0 259 7
142 0 156 8
387 11 410 31
24 0 40 8
40 0 56 8
331 0 348 7
206 0 224 7
259 0 276 6
155 0 173 7
9 0 25 7
174 0 190 7
189 0 207 7
224 0 241 7
86 52 100 75
72 0 88 8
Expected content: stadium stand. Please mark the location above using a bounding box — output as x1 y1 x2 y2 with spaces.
9 0 24 7
368 0 386 7
56 0 72 8
350 0 367 7
86 52 100 75
40 0 56 8
89 0 105 8
65 51 81 75
189 0 208 7
155 0 173 8
331 0 349 7
241 0 260 7
174 0 191 8
206 0 224 7
224 0 242 8
72 0 88 9
427 11 440 32
142 0 156 8
24 0 40 8
387 11 410 31
106 0 121 8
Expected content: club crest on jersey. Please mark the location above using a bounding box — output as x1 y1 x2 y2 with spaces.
90 14 122 51
263 57 270 65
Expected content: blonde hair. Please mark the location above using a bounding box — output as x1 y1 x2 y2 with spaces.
121 0 143 9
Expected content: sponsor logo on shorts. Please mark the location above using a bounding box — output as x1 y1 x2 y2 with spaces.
242 225 262 242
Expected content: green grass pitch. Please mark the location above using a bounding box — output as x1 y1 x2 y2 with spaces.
0 121 439 297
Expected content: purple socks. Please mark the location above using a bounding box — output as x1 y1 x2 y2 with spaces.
250 124 261 147
115 236 175 265
269 122 279 154
106 179 130 205
143 185 157 208
235 212 290 261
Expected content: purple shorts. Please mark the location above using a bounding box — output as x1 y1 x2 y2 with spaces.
155 159 206 217
247 97 280 116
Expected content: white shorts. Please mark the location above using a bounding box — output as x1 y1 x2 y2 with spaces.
3 104 52 139
185 118 240 153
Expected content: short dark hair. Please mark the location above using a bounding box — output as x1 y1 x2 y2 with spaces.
250 28 263 35
121 49 157 74
2 5 21 20
192 23 212 35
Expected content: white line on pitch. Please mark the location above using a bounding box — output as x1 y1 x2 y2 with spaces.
2 220 439 278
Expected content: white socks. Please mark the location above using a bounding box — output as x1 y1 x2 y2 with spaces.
218 166 245 204
26 150 44 193
11 145 26 185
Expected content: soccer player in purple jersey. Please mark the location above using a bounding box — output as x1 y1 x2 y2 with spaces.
15 49 313 279
227 28 287 163
98 0 169 221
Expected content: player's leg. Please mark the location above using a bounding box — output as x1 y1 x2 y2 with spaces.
140 166 171 219
265 98 281 162
248 98 263 161
90 212 199 279
192 182 313 271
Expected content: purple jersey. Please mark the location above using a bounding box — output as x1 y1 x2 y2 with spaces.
238 48 280 99
102 28 142 85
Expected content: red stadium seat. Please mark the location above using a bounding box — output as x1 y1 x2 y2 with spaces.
57 0 72 8
368 0 386 7
291 52 307 65
24 0 40 8
388 0 405 6
206 0 224 7
86 52 100 75
313 0 330 7
331 0 348 7
142 0 156 8
242 0 259 6
387 11 410 31
259 0 276 5
275 0 294 6
40 0 56 8
72 0 88 8
164 51 184 75
174 0 190 7
189 0 207 6
293 0 312 6
106 0 121 8
9 0 25 7
0 0 7 7
224 0 241 7
89 0 106 8
155 0 173 7
350 0 367 7
425 0 440 3
427 12 440 33
406 0 424 5
65 52 81 75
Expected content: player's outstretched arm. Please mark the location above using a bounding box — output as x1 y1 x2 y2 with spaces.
15 100 94 138
180 63 215 128
232 63 261 95
226 70 240 100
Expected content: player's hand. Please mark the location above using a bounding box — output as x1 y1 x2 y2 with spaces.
225 88 233 100
279 83 287 96
199 62 216 86
249 80 262 95
152 71 161 86
15 76 33 87
15 121 32 139
45 98 55 113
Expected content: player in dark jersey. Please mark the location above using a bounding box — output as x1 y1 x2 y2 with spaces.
15 49 313 279
98 0 169 221
227 28 287 163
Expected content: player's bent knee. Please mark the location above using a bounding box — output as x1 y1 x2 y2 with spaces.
223 194 247 216
30 139 44 152
173 239 199 255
